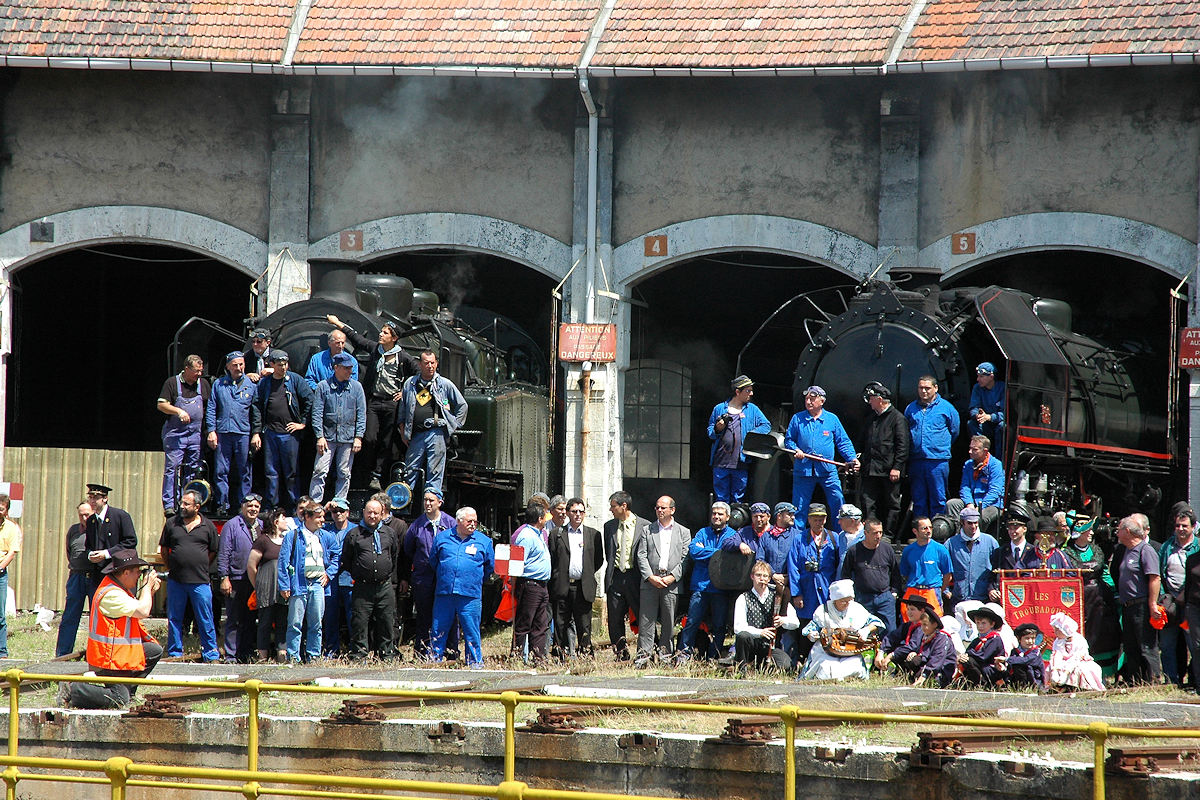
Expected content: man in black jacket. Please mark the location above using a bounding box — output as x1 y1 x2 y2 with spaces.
548 497 604 659
342 498 400 659
84 483 139 598
859 383 910 537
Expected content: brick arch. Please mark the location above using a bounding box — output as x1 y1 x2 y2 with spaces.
612 215 879 286
921 212 1194 281
308 213 572 281
0 205 266 276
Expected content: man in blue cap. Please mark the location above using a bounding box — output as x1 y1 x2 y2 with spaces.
310 352 366 504
968 362 1005 453
784 385 859 527
205 351 255 515
707 375 771 503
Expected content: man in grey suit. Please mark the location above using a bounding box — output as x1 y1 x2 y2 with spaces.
602 491 642 660
633 496 691 667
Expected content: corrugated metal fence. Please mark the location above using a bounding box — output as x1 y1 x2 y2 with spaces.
3 446 166 610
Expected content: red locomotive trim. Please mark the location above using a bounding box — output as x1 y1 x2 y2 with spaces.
1016 435 1172 461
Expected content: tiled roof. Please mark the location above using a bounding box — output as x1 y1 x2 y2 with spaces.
0 0 294 62
899 0 1200 62
293 0 603 69
589 1 914 68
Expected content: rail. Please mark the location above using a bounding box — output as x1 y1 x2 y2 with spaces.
3 667 1200 800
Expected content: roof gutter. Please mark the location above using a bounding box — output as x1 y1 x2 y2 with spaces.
882 0 930 73
1 50 1196 78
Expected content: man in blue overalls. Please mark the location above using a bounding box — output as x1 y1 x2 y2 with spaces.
205 351 256 515
156 355 211 517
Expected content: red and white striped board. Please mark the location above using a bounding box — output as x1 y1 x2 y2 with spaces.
494 543 526 578
0 483 24 518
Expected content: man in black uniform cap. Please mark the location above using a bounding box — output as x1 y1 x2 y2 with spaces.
84 483 139 598
859 382 909 537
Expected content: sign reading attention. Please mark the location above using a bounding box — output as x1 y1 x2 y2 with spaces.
559 323 617 362
1180 328 1200 368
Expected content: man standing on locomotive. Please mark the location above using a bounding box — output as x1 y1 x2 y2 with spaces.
157 354 210 517
205 352 255 516
783 386 859 526
967 362 1006 453
905 375 960 520
399 349 468 495
859 382 908 537
707 375 771 503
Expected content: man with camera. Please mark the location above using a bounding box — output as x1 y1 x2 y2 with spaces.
707 375 771 503
60 550 163 709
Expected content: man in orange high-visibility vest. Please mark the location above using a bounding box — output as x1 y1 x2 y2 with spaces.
60 550 163 709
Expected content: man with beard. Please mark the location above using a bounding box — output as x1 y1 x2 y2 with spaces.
158 490 220 662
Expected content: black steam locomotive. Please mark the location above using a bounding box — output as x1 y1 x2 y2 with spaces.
171 258 550 532
743 273 1180 535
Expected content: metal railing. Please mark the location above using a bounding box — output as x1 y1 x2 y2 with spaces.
4 667 1200 800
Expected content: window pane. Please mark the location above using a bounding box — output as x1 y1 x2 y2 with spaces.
637 445 659 479
624 406 640 442
638 412 660 442
659 407 682 443
636 370 658 405
660 445 682 479
660 369 681 402
623 440 639 474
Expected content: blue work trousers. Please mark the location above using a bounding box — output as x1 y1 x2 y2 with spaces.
166 579 220 661
679 590 730 659
323 582 354 656
430 593 483 666
215 433 251 510
162 431 202 509
909 459 950 519
857 589 898 638
286 584 326 663
405 429 449 494
309 441 354 503
712 467 749 503
55 572 90 657
263 431 300 510
791 474 845 532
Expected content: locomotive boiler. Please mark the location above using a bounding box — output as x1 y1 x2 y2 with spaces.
744 274 1178 533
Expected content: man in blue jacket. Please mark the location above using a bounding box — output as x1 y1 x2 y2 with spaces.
250 350 313 513
429 507 495 667
946 435 1005 531
968 362 1006 453
309 352 366 504
399 350 468 494
784 386 859 526
277 503 340 663
677 501 738 662
205 351 256 515
905 375 961 519
707 375 771 503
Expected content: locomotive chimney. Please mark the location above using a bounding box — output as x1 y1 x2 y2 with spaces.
308 258 360 307
889 266 942 316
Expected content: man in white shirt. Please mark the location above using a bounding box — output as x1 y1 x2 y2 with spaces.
733 560 799 671
632 497 691 667
548 497 603 659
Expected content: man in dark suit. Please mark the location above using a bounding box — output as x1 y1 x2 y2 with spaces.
633 498 690 666
988 505 1040 602
84 483 139 598
602 490 642 660
548 496 604 659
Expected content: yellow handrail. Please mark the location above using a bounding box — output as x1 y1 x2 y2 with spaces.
4 667 1200 800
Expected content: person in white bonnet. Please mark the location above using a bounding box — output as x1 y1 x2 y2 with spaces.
800 578 883 680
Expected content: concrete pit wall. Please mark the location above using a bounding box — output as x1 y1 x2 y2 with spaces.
10 711 1199 800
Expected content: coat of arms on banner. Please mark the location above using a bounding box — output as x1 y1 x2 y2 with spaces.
1060 586 1077 607
1007 585 1026 608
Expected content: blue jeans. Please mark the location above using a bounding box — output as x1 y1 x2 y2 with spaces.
309 441 354 503
712 467 749 503
286 584 326 662
55 572 90 657
166 579 220 661
263 430 300 509
857 589 898 638
215 432 251 509
431 594 482 666
1160 616 1186 685
323 582 354 656
910 459 949 519
405 428 448 493
679 590 730 659
791 474 845 533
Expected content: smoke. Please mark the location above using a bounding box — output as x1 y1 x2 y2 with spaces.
423 254 477 313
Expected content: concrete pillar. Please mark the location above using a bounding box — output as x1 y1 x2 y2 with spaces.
264 79 312 314
1190 165 1200 505
877 92 921 271
564 89 621 529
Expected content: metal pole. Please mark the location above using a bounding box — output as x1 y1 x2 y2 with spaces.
501 691 519 782
1088 721 1108 800
245 679 261 772
5 670 18 758
103 757 132 800
781 706 797 800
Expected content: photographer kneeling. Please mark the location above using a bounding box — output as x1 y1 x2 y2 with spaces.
61 550 163 709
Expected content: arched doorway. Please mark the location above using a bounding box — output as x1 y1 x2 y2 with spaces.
623 251 856 529
7 243 254 450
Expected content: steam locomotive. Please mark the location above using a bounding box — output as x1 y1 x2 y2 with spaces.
742 272 1180 537
172 257 550 532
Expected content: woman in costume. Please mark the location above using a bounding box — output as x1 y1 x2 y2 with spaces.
799 579 883 680
1048 612 1105 691
1060 511 1120 676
